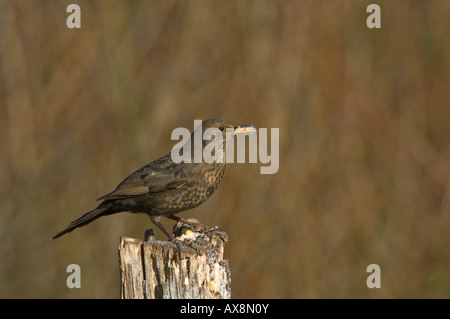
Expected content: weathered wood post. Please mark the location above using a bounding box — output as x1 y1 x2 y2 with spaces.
118 220 231 299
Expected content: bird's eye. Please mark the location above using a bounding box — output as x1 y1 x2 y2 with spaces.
219 125 225 131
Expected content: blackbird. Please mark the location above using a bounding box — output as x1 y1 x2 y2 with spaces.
52 118 256 239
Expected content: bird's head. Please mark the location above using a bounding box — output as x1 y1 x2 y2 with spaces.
191 118 257 163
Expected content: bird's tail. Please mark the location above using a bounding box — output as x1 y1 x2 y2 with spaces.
51 204 111 240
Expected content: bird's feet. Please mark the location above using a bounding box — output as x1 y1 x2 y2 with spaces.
203 226 229 244
170 218 228 244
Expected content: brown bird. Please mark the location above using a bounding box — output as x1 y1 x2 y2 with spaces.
52 119 256 240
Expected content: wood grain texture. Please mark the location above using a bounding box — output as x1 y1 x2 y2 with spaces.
119 223 231 299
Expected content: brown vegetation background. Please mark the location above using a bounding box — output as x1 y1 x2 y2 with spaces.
1 0 450 298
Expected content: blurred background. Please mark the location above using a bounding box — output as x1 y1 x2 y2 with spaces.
1 0 450 298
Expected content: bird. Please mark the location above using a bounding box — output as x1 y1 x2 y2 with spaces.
52 118 256 240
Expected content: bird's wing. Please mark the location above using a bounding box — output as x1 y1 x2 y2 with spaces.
97 157 187 201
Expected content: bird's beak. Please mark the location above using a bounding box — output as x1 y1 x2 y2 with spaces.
227 124 257 136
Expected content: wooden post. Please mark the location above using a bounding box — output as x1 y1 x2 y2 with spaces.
118 221 231 299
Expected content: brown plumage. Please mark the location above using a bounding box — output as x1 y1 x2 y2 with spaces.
52 119 256 239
